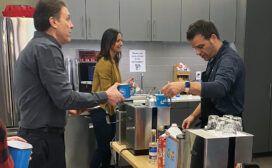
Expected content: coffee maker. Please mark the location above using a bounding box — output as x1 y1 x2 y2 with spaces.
125 101 170 155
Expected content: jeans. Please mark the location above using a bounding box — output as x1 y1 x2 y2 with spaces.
90 108 116 168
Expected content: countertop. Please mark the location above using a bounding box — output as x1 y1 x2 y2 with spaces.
170 95 200 102
111 141 157 168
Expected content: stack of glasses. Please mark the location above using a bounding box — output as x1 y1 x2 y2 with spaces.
204 115 243 135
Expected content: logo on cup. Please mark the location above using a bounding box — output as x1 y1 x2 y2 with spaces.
118 83 131 99
155 94 170 107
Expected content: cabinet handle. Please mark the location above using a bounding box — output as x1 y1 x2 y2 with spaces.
4 69 12 115
81 16 84 38
88 17 91 38
152 20 156 40
147 20 151 40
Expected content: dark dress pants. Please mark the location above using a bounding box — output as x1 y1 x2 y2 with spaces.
17 129 66 168
90 108 116 168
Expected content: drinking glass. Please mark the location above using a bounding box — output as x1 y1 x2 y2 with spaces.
215 117 227 132
222 119 237 135
207 115 219 130
233 116 243 132
223 115 234 120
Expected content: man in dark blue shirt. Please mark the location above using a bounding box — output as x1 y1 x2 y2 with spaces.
162 20 245 128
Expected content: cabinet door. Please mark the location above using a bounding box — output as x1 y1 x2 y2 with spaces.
243 0 272 152
65 0 86 40
270 83 272 151
181 0 209 42
210 0 236 42
86 0 119 40
152 0 181 42
120 0 151 41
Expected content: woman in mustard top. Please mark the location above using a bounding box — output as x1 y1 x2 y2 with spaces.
91 28 130 168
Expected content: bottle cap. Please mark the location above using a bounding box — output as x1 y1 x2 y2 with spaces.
158 125 164 131
171 123 178 127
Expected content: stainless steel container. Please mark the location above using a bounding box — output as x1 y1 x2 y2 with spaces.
65 115 96 168
156 107 170 129
125 102 152 155
116 104 127 145
124 100 171 155
180 129 253 168
177 134 186 168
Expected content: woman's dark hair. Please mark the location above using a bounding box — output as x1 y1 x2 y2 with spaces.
33 0 66 32
97 28 122 64
186 20 220 40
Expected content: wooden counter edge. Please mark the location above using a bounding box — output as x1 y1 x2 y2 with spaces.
111 141 157 168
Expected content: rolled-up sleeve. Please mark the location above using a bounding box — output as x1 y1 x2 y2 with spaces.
201 55 238 98
37 45 107 110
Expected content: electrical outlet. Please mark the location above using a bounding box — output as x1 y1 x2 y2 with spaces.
196 71 201 81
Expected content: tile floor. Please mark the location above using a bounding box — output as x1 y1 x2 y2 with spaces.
252 154 272 168
116 156 272 168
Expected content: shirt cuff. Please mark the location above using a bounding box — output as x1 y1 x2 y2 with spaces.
96 91 108 104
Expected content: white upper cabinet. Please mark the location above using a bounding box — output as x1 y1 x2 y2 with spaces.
65 0 119 40
210 0 237 42
86 0 119 40
181 0 210 42
120 0 151 41
152 0 181 42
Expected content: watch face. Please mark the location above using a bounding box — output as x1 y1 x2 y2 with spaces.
185 81 190 88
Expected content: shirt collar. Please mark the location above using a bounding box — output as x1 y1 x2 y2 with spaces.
209 40 229 65
34 31 62 48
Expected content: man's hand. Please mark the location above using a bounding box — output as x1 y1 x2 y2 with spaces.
161 82 183 97
68 109 86 116
7 136 27 142
182 115 196 129
106 83 124 106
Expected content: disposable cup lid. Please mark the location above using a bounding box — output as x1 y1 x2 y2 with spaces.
119 83 130 86
8 140 33 150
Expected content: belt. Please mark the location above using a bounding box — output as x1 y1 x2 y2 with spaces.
19 127 64 134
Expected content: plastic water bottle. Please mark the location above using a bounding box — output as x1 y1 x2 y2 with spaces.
149 129 158 164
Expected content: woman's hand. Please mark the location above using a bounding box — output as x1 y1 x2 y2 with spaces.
125 78 134 86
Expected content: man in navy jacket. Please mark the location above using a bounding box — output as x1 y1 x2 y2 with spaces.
162 20 245 128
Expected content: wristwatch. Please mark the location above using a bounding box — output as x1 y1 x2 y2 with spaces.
184 81 190 93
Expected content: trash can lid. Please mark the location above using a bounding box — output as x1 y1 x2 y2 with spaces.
8 140 32 149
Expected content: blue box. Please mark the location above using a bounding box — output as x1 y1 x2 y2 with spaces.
165 136 178 168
